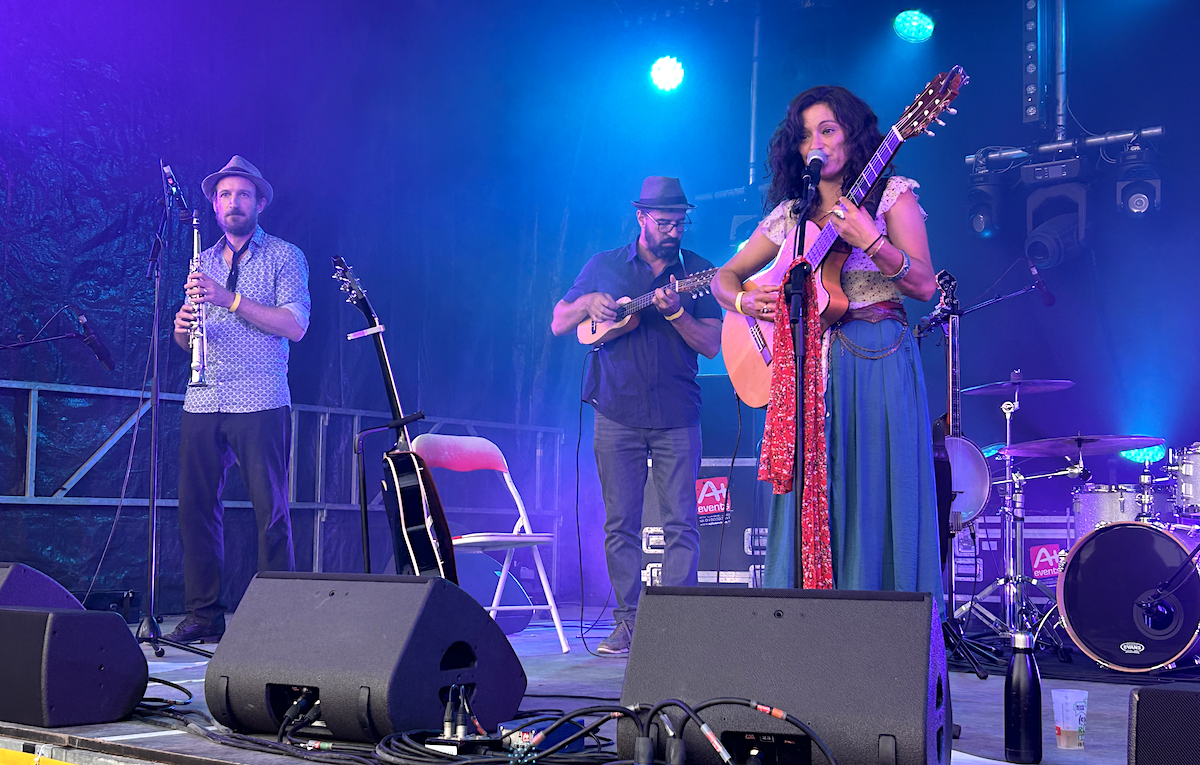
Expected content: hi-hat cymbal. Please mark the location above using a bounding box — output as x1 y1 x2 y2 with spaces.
1000 435 1165 458
962 379 1075 396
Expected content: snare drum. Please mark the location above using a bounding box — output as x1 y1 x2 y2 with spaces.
1170 443 1200 514
1070 483 1173 542
1058 521 1200 672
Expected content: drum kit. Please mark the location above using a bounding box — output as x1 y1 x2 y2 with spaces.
947 370 1200 674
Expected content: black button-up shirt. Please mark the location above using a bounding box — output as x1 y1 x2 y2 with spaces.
563 242 722 429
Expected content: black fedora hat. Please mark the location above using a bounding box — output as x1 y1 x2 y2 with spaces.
631 176 694 210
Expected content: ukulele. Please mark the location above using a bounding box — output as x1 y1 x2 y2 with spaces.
721 66 968 408
333 256 457 583
576 267 717 346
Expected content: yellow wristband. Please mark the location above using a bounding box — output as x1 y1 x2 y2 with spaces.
664 306 685 321
229 292 242 313
735 291 748 315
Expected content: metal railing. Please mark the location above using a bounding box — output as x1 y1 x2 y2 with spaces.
0 379 564 587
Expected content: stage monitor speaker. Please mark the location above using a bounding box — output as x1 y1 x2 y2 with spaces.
0 607 148 727
1128 685 1200 764
205 572 527 743
619 587 949 765
0 562 84 609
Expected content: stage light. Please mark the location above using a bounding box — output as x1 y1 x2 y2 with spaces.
1120 445 1166 464
981 443 1005 459
1025 182 1086 268
1024 213 1080 269
1116 145 1161 218
966 173 1005 238
651 56 684 91
893 10 934 43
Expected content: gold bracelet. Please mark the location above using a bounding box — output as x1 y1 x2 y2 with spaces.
735 290 748 315
664 306 685 321
230 292 242 313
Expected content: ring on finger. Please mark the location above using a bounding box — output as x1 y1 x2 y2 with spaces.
832 207 846 220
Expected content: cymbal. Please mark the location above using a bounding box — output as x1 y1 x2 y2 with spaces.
1000 435 1165 458
962 379 1075 396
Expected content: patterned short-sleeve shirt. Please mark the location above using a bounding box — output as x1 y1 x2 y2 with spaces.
761 176 926 308
182 225 311 414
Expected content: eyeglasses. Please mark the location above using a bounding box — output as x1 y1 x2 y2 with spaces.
644 212 692 233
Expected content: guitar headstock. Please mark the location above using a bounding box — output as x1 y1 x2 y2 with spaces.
936 269 959 313
894 65 968 141
332 255 378 324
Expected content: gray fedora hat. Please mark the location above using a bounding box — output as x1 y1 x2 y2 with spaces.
631 176 694 210
201 155 274 208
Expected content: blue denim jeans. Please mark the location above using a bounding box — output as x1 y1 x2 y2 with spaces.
593 411 701 624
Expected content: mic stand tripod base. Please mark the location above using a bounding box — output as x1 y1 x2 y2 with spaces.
136 613 214 659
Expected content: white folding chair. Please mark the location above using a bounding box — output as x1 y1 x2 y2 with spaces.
411 433 569 653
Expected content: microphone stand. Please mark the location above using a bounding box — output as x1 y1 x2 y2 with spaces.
136 164 212 659
784 172 816 589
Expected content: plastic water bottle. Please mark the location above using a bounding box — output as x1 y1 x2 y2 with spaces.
1004 631 1042 763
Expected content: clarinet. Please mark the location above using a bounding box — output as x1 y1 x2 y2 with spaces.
187 209 208 387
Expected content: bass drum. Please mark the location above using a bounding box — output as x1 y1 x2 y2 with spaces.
1058 521 1200 672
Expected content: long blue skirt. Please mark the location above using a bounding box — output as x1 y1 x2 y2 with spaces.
763 319 945 620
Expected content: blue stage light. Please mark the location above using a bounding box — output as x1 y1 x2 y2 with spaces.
1120 444 1166 464
893 10 935 43
651 56 684 91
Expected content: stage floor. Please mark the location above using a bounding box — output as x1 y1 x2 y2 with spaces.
0 613 1149 765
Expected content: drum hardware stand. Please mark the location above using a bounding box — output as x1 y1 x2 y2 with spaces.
954 386 1071 658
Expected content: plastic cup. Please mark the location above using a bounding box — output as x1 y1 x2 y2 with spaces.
1052 689 1088 749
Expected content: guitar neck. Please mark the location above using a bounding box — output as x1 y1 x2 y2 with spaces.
370 328 410 450
947 313 961 438
614 271 713 320
804 126 904 268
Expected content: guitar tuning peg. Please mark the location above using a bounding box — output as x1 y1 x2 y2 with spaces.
946 107 957 115
936 118 946 127
925 129 936 137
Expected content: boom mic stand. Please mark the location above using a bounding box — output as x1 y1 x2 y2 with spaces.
784 172 816 588
136 162 211 659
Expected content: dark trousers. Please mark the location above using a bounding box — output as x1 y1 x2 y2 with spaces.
178 406 295 626
593 411 701 624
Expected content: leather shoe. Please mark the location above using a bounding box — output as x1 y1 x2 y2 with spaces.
164 615 225 644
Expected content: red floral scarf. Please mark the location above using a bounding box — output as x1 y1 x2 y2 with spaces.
756 257 835 590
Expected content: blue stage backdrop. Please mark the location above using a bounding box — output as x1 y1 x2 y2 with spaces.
1 0 1196 613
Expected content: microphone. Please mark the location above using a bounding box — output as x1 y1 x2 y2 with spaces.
803 149 828 185
790 150 829 217
76 311 116 371
1026 259 1056 306
161 161 189 209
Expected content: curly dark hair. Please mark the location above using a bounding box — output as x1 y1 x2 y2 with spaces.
763 85 892 220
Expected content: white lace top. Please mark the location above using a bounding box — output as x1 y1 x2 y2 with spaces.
761 176 926 309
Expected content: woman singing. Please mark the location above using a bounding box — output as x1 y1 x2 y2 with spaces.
712 85 944 617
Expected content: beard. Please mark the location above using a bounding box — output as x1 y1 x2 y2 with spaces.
648 233 681 260
220 209 258 237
